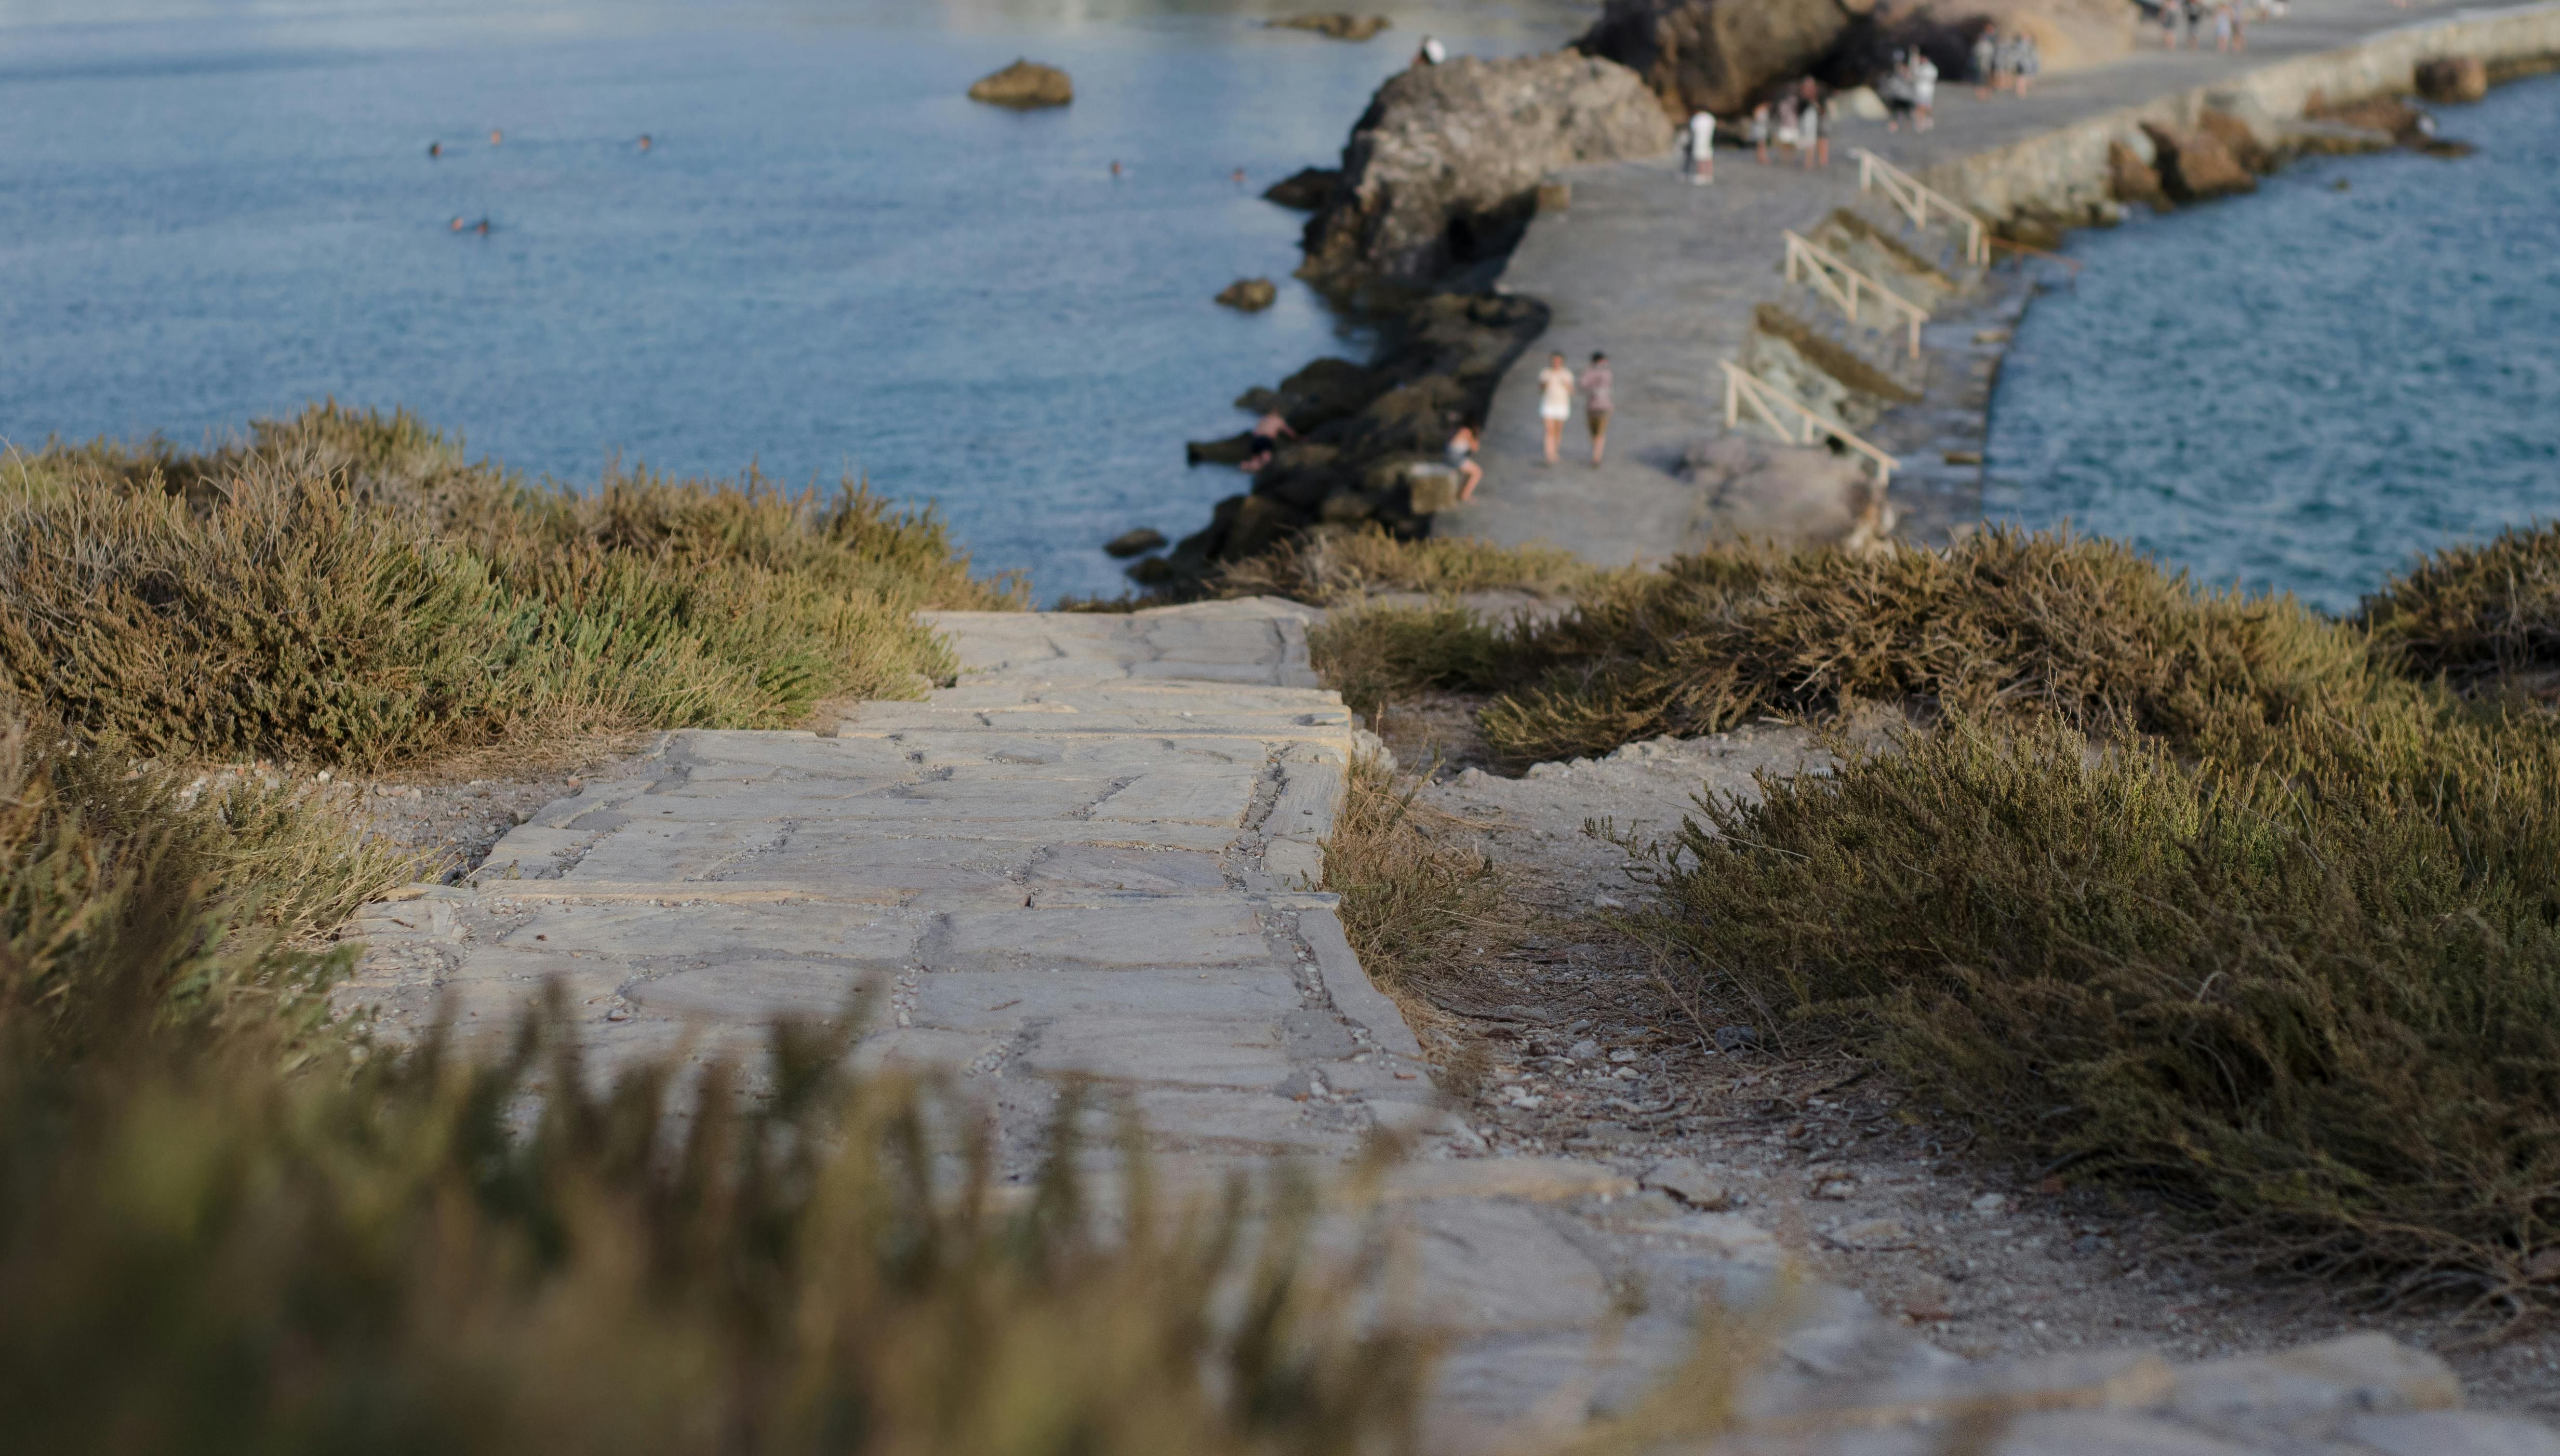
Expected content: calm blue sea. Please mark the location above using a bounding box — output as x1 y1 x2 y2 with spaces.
1984 73 2560 616
0 1 1572 602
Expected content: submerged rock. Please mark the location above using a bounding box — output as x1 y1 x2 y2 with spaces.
1300 52 1670 288
967 60 1073 109
1103 528 1166 558
1214 277 1278 312
1575 0 1861 120
1269 13 1392 42
1261 167 1340 210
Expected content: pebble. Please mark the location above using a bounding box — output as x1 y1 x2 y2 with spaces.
1640 1158 1734 1210
1569 1038 1600 1060
1972 1193 2010 1216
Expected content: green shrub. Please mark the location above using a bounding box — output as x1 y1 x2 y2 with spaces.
2362 519 2560 679
0 405 1021 771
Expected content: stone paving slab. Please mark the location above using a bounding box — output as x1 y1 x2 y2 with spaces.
338 597 2556 1452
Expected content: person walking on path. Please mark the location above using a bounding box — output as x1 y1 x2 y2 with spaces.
1912 49 1938 130
1972 25 1999 97
1537 353 1576 465
1445 421 1483 501
2011 32 2040 95
1578 352 1614 467
1796 78 1829 169
1748 102 1773 164
1685 110 1715 184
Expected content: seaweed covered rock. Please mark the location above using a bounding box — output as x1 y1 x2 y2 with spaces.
967 60 1073 109
1575 0 1864 119
1299 53 1670 290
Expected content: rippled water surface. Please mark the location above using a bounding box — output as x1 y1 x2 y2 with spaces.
0 1 1572 601
1984 74 2560 616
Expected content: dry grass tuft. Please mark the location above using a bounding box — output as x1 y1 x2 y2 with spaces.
1 404 1020 773
2361 519 2560 681
1209 527 1612 606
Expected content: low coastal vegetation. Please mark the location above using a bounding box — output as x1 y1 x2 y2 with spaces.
1301 521 2560 1312
0 410 1448 1452
1 404 1019 772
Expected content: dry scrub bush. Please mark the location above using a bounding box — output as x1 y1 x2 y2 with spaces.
1307 602 1506 724
1324 755 1500 993
1 405 1019 771
2362 519 2560 679
1650 710 2560 1311
1210 527 1609 606
1479 528 2364 769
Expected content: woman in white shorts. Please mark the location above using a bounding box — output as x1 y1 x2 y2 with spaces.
1537 352 1575 465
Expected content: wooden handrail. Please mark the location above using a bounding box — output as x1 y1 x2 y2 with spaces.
1853 148 1988 267
1718 360 1898 486
1782 231 1927 359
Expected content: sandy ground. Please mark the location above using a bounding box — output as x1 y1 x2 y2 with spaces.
1366 693 2560 1414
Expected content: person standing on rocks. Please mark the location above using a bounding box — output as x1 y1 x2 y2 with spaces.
1579 352 1614 467
1241 410 1294 473
1685 110 1715 184
1537 353 1576 465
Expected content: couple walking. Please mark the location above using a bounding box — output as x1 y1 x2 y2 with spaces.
1536 351 1613 467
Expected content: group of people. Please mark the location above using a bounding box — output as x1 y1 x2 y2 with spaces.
1232 350 1613 507
1971 24 2043 97
1876 47 1941 132
2154 0 2278 51
1740 78 1837 170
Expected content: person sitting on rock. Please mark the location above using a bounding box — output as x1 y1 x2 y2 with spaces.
1445 421 1483 502
1241 410 1294 473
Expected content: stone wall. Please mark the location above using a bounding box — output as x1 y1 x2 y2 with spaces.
1923 2 2560 224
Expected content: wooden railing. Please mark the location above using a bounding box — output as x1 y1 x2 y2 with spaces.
1853 148 1989 266
1782 231 1928 359
1718 360 1898 488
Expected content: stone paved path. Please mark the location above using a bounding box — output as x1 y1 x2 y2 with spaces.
1446 0 2545 569
341 599 2560 1452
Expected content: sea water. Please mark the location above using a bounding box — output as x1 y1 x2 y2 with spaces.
0 0 1574 602
1983 72 2560 616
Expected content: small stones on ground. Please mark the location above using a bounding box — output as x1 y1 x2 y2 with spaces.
1640 1158 1734 1210
1972 1192 2010 1217
1569 1038 1600 1060
1828 1217 1916 1251
1103 527 1166 557
1712 1024 1759 1053
1808 1163 1856 1199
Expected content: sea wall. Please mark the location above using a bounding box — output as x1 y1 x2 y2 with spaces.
1925 1 2560 222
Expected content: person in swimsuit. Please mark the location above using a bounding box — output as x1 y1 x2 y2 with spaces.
428 141 442 158
1579 352 1614 467
1241 410 1294 472
1446 422 1483 502
1537 352 1575 465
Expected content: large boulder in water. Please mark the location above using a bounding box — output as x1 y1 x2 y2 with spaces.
968 60 1073 108
2140 121 2255 202
1575 0 1868 119
1299 52 1671 289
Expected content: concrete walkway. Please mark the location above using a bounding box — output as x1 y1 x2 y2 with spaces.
1444 0 2538 568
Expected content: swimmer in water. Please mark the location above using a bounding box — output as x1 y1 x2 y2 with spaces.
488 128 502 145
638 133 652 150
428 141 442 158
450 216 466 232
1230 167 1246 184
474 219 490 235
1109 159 1123 178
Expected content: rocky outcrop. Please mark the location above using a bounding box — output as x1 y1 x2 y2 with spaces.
1270 13 1391 42
967 60 1073 108
1298 53 1671 290
2106 138 2168 210
2417 54 2489 102
1165 293 1551 581
1262 167 1339 210
1576 0 1866 118
2196 108 2275 173
1215 277 1278 312
2140 121 2256 202
1102 528 1166 558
